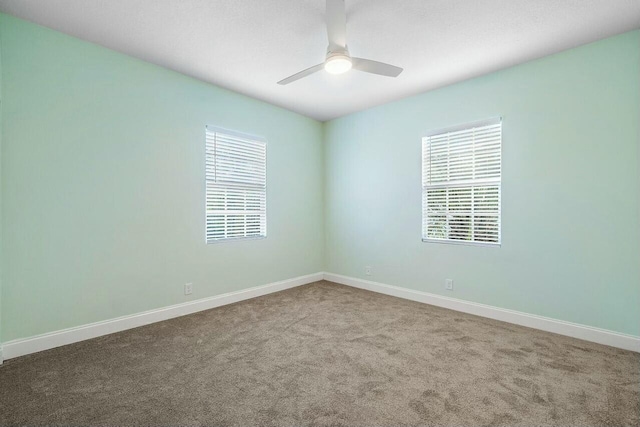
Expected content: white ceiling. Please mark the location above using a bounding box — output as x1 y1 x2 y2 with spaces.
1 0 639 121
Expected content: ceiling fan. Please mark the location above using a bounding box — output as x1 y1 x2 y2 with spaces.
277 0 403 85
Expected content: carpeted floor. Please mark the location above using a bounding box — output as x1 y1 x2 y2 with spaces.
0 280 638 426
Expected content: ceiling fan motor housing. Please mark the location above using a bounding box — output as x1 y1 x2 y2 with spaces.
324 45 352 74
326 45 350 60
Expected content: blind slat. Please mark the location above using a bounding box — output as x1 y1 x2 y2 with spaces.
422 121 502 245
206 127 267 243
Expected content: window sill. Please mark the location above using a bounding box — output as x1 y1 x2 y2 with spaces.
422 238 500 248
207 236 267 245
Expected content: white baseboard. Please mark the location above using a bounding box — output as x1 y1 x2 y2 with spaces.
1 272 323 361
2 271 637 362
323 272 640 353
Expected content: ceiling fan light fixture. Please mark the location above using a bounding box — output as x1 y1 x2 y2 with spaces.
276 0 403 85
324 55 352 74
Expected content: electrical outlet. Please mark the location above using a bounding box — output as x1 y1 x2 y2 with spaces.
365 266 372 276
184 283 193 295
445 279 453 291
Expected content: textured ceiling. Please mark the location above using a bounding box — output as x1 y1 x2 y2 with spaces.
1 0 639 121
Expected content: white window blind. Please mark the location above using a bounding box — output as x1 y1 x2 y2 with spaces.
422 118 502 245
206 126 267 243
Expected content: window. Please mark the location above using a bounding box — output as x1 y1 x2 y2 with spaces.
422 118 502 245
205 126 267 243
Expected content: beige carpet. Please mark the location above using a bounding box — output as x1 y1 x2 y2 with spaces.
0 280 638 426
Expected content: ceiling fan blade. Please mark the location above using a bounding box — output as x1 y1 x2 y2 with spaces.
326 0 347 49
352 57 403 77
277 63 325 85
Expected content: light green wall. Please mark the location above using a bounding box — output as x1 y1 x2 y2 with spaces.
0 15 3 346
324 30 640 336
1 13 638 345
0 14 324 342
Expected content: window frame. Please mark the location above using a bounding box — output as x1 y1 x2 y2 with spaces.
205 125 267 244
421 117 502 247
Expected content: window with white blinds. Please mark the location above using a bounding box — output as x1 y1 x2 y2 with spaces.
422 118 502 245
205 126 267 243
